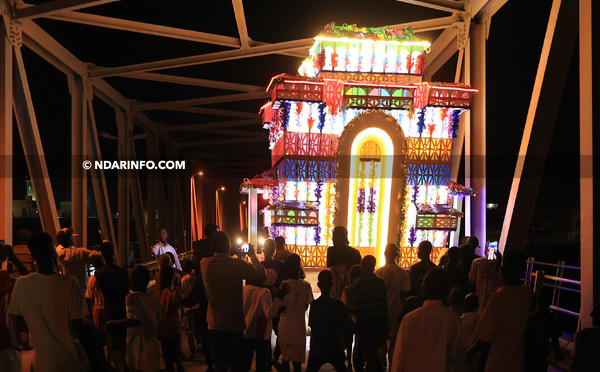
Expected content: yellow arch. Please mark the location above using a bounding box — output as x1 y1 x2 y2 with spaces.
347 128 394 265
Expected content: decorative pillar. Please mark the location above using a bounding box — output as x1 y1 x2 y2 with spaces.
248 188 258 248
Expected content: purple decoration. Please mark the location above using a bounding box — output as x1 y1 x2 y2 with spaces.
417 110 425 136
357 188 366 213
450 109 460 138
408 226 417 247
412 184 419 202
270 186 281 205
282 102 291 130
315 181 323 205
317 103 326 131
314 225 322 244
367 187 377 214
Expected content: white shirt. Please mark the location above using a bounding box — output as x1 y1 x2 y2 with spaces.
57 245 101 289
375 263 411 333
151 242 181 270
392 300 460 372
455 311 481 372
242 285 283 340
9 273 89 372
278 279 313 345
126 291 163 371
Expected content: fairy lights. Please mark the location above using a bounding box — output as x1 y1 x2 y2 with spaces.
250 23 477 268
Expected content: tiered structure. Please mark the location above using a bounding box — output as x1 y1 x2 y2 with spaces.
253 23 477 268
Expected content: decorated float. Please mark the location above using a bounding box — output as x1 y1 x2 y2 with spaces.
242 23 477 268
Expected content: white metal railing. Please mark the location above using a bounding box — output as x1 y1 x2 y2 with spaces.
524 258 581 319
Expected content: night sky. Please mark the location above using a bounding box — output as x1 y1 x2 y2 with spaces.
11 0 581 249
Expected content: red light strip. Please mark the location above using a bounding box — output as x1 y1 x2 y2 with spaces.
274 79 478 94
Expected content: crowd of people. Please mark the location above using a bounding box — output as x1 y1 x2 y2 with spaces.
0 224 598 372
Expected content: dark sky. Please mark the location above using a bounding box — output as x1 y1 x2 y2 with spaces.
11 0 581 235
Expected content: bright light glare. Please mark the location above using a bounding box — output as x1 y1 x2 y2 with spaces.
237 238 243 244
259 238 265 245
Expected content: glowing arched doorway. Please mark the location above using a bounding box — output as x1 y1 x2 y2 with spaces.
336 112 406 266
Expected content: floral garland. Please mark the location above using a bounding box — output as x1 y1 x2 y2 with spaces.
317 103 326 131
412 183 420 202
294 181 300 200
367 161 378 246
450 109 460 138
396 168 408 254
408 225 417 247
356 164 366 245
269 226 277 239
314 225 322 245
448 180 477 197
357 187 366 213
313 181 323 245
417 109 426 136
320 23 421 42
315 181 323 202
282 102 291 130
324 182 334 245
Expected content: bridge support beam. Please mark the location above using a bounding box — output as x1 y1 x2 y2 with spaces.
69 77 88 247
0 22 12 244
13 48 60 240
500 0 578 253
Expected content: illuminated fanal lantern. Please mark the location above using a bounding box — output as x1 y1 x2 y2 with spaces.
249 23 477 268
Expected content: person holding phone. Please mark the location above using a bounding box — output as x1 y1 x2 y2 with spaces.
201 231 266 372
468 241 502 312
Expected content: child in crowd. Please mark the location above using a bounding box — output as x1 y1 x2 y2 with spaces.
278 254 313 372
180 258 201 359
307 270 347 372
242 277 289 372
449 287 467 316
261 238 285 369
340 265 362 306
455 293 480 372
160 264 185 372
113 265 162 372
155 253 181 299
85 255 106 331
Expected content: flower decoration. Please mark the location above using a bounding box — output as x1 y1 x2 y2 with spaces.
447 180 477 196
320 23 421 42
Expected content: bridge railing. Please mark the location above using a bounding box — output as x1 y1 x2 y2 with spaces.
522 257 582 345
